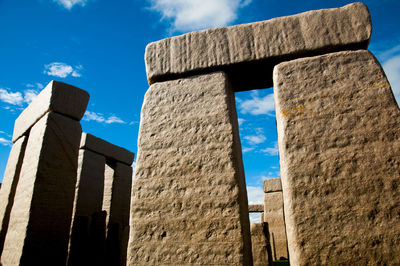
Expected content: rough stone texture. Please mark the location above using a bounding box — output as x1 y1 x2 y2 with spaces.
250 223 271 266
249 204 264 212
1 112 82 265
127 72 252 265
12 80 89 142
264 191 288 261
0 136 27 256
68 149 106 266
145 3 371 91
273 50 400 265
80 133 134 165
263 178 282 193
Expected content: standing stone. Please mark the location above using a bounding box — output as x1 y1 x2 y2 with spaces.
68 149 106 266
1 112 82 265
128 72 252 265
263 178 288 261
145 3 371 91
0 136 27 256
250 223 271 266
273 50 400 264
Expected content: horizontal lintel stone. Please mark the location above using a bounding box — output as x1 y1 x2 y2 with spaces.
248 204 264 212
12 80 89 142
145 2 371 91
80 133 134 165
263 178 282 193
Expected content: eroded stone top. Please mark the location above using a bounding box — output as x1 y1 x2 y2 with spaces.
12 80 89 142
145 2 371 91
80 133 134 165
263 178 282 193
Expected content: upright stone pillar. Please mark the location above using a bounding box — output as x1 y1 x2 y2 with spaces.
250 223 271 266
0 136 27 256
263 178 288 261
273 50 400 264
0 80 89 265
128 72 252 265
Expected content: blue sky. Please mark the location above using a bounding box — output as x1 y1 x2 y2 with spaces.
0 0 399 216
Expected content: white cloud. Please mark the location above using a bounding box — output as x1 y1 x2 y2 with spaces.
23 89 39 104
238 90 275 115
382 54 400 104
44 62 82 78
249 213 262 224
244 134 266 145
148 0 252 32
261 142 279 156
0 137 12 147
53 0 88 10
83 111 126 124
247 186 264 204
238 118 245 126
242 147 254 153
0 89 23 105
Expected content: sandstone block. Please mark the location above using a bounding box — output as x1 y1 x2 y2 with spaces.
12 80 89 142
145 3 371 91
273 50 400 265
127 72 252 265
0 136 27 256
1 112 82 265
249 204 264 212
264 191 288 261
250 223 271 266
263 178 282 193
80 133 134 165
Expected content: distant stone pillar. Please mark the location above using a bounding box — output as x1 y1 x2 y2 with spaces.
74 133 134 266
0 135 27 256
0 80 89 265
274 50 400 264
250 223 272 266
127 72 252 265
263 178 288 261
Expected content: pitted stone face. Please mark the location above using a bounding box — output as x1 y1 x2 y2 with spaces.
128 72 252 265
145 2 371 91
274 50 400 265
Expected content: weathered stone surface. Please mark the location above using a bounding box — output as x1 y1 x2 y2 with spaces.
80 133 134 165
68 149 106 266
0 136 27 256
249 204 264 212
250 223 271 266
145 3 371 91
263 178 282 193
1 112 82 265
264 191 288 261
127 72 252 265
273 50 400 265
12 80 89 142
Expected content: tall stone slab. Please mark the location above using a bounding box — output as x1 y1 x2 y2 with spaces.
1 112 82 265
273 50 400 264
68 149 106 266
0 136 27 256
145 3 371 91
263 178 288 261
128 72 252 265
250 223 271 266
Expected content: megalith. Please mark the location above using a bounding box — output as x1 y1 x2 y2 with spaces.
263 178 288 261
128 72 252 265
273 50 400 264
0 81 89 265
250 223 272 266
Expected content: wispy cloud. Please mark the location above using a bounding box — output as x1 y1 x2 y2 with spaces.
238 118 245 126
247 186 264 204
244 134 266 145
382 54 400 103
242 147 254 153
0 137 12 147
52 0 89 10
261 142 279 156
0 86 40 106
237 90 275 115
44 62 82 78
83 111 126 124
148 0 252 32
